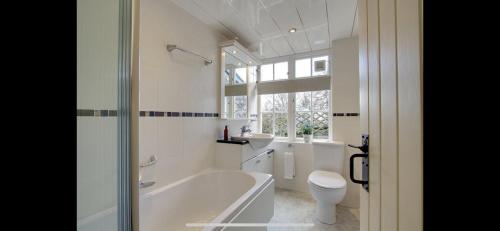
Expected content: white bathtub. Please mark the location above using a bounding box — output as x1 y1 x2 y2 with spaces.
139 169 275 231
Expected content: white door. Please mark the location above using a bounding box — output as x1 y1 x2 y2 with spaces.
358 0 423 231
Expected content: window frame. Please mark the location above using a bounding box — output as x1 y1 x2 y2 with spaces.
257 50 333 142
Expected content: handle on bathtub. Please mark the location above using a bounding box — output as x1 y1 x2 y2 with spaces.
139 181 155 188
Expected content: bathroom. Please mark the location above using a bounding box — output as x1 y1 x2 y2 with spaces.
77 0 422 231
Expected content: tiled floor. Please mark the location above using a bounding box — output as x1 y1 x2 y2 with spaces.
268 188 360 231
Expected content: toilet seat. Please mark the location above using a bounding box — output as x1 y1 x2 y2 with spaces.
308 170 346 189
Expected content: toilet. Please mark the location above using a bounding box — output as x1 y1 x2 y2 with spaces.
308 141 347 224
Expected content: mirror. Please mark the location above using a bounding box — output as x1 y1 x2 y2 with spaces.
219 40 260 120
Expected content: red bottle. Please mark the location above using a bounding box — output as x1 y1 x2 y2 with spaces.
224 125 229 140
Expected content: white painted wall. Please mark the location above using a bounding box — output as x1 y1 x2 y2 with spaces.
331 36 361 208
271 37 360 208
77 0 118 223
138 0 228 195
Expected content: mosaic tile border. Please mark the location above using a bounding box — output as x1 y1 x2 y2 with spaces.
77 109 219 118
139 111 219 117
77 109 118 117
333 112 359 117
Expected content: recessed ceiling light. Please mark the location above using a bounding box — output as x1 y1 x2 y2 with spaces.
289 28 297 33
232 50 237 54
238 62 242 66
249 61 252 64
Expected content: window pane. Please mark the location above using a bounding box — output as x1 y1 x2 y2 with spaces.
261 112 273 134
224 69 231 85
313 112 329 139
312 56 329 76
274 93 288 112
261 94 273 112
295 58 311 78
295 112 311 138
274 113 288 137
312 90 329 111
234 96 247 119
274 62 288 80
234 111 247 119
295 92 311 111
234 68 247 84
261 64 273 82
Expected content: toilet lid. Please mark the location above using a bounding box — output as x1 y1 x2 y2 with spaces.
308 170 346 189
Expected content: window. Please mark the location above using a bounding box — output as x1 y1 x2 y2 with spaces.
295 58 311 78
295 56 329 78
259 62 289 82
258 54 331 141
296 90 330 139
234 67 247 84
260 93 288 137
260 64 273 81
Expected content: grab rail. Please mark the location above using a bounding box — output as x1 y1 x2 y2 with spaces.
140 155 158 168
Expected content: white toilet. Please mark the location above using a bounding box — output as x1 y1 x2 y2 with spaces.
308 141 347 224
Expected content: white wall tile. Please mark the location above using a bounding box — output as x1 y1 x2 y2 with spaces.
138 0 226 200
77 117 117 220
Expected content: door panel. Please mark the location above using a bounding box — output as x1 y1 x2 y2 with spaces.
357 0 422 230
379 0 398 231
367 0 381 230
358 0 369 230
396 0 423 230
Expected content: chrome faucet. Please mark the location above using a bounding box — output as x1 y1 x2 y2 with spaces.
240 125 252 137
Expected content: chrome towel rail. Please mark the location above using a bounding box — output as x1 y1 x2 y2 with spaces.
166 44 213 65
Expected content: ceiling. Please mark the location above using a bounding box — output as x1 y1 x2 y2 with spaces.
170 0 358 60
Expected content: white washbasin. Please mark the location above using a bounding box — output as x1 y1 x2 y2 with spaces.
231 133 274 149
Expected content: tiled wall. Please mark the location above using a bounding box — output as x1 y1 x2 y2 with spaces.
331 37 361 208
77 0 118 223
138 0 228 194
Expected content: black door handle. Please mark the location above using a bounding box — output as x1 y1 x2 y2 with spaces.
350 153 368 184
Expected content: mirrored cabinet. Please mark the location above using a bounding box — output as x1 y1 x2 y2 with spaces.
219 40 261 120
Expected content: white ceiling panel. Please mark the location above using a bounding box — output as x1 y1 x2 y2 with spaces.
171 0 358 59
306 24 330 50
260 0 304 36
193 0 259 48
251 39 279 59
293 0 328 29
270 35 294 56
253 2 282 39
327 0 357 41
192 0 235 22
169 0 235 38
286 30 311 53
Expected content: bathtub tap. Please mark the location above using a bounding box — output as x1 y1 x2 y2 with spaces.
139 181 155 188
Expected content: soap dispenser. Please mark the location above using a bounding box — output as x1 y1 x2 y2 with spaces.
224 125 229 141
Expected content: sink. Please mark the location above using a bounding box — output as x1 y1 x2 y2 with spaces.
231 133 274 149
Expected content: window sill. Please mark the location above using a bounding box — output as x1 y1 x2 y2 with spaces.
272 138 332 144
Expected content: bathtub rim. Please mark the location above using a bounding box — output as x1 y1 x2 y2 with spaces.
139 168 273 231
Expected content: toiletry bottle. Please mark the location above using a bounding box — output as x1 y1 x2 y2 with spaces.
224 125 229 140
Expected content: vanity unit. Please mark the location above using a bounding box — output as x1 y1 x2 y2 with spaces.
215 139 274 175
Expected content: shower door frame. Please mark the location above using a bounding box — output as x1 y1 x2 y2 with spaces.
117 0 134 230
